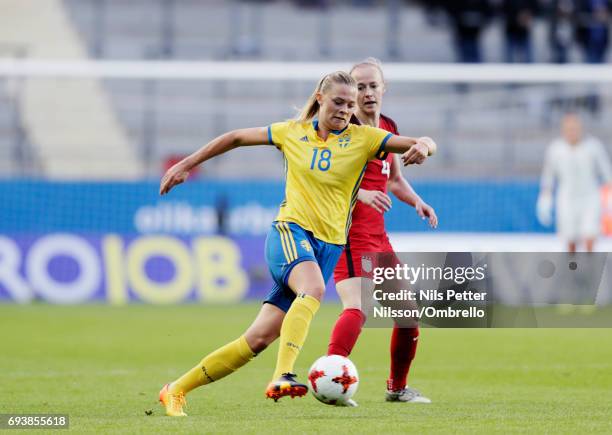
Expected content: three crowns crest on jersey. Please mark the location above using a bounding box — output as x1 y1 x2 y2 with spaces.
338 135 351 148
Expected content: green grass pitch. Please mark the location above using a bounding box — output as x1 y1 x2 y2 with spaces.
1 303 611 434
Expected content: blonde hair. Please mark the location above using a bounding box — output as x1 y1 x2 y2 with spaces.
350 57 385 83
296 71 357 122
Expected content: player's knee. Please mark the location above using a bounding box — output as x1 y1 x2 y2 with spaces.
301 284 325 301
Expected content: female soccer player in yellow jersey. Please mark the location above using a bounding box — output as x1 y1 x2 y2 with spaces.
158 71 437 416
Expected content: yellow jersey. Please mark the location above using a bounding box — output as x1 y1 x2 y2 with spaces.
268 120 392 244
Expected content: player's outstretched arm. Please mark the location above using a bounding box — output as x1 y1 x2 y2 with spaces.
388 155 438 228
160 127 269 195
384 135 437 166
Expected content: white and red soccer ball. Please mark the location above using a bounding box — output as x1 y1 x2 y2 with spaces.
308 355 359 405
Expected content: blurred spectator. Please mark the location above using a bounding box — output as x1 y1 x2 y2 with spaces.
574 1 611 113
442 0 493 63
350 0 376 6
548 0 576 63
216 194 229 235
537 113 612 252
574 0 611 63
293 0 330 8
419 0 449 26
501 0 539 62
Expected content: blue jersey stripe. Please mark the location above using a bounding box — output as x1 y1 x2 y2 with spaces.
376 132 393 156
279 154 288 208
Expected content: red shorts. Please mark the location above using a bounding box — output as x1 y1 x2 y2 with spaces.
334 232 398 283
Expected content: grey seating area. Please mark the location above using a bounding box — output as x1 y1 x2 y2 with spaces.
60 0 594 64
62 0 455 62
0 84 14 175
101 75 612 180
105 79 296 178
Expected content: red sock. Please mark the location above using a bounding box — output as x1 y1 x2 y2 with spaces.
327 308 366 357
388 326 419 391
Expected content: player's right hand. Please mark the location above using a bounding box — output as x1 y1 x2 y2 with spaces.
160 162 191 195
358 189 392 213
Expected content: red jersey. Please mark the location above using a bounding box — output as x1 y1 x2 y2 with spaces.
348 114 398 236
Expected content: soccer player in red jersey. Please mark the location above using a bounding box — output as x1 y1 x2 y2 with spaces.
328 58 438 405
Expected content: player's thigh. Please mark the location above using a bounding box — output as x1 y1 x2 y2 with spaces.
336 277 370 310
287 260 326 300
244 303 286 353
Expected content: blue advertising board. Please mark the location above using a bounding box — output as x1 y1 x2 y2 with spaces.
0 179 548 304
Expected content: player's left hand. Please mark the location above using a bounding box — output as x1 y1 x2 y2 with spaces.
415 199 438 229
401 140 430 165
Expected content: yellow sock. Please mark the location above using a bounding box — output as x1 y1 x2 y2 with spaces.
272 294 320 380
170 335 255 394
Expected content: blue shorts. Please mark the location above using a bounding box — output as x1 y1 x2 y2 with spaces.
264 221 343 312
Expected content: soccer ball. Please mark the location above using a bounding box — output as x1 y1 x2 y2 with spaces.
307 355 359 405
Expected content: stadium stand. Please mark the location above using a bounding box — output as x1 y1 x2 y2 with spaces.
0 0 142 179
0 77 39 176
1 0 611 179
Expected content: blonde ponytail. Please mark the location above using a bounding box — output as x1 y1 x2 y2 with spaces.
296 71 356 122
